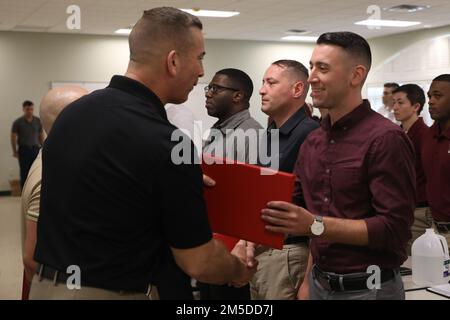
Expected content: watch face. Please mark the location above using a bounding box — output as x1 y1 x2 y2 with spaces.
311 221 324 236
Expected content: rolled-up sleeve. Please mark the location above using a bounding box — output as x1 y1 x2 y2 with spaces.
365 130 416 251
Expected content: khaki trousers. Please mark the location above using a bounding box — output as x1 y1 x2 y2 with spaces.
250 243 309 300
29 276 158 300
431 221 450 249
406 207 432 255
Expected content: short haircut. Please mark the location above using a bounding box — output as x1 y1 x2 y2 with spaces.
216 68 254 103
384 82 400 90
316 32 372 74
393 84 426 115
272 59 310 93
433 74 450 84
22 100 33 108
129 7 202 63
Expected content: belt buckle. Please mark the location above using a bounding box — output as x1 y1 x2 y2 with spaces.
323 274 333 291
315 267 332 291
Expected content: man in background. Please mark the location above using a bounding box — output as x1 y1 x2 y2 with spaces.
250 59 319 300
392 84 430 253
11 100 44 188
422 74 450 247
200 68 262 300
377 82 400 124
21 86 88 299
203 68 262 162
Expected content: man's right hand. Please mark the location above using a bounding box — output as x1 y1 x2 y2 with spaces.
13 151 18 158
297 279 310 300
229 240 258 287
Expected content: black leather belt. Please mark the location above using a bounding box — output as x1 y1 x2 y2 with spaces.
312 265 397 292
36 264 151 294
36 264 71 284
284 236 309 245
416 202 429 208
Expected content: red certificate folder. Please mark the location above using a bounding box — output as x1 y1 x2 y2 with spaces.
201 154 295 249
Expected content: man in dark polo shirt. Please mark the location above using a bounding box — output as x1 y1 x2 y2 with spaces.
422 74 450 247
392 84 430 253
250 60 319 300
11 100 44 188
30 7 256 300
261 32 415 300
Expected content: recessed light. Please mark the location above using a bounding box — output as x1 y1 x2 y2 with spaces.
355 19 421 27
281 35 318 42
180 9 239 18
115 28 132 35
385 4 430 13
285 29 307 34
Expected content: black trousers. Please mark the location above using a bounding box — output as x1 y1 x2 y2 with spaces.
18 146 40 188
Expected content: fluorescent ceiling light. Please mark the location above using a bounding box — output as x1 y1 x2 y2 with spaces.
115 28 132 35
281 35 318 42
355 19 421 27
180 9 239 18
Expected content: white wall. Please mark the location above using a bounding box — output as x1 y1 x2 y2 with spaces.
0 31 130 191
0 31 315 191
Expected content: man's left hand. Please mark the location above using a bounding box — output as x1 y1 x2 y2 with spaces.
261 201 314 236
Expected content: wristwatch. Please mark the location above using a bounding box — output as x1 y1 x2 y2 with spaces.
310 215 325 236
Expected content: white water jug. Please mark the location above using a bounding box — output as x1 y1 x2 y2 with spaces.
412 228 450 286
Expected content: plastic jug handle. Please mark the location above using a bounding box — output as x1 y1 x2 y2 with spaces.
437 234 450 256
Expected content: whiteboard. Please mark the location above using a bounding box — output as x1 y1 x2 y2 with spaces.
51 81 109 92
166 82 217 132
52 81 218 132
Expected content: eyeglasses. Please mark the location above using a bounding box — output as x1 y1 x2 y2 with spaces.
204 84 240 95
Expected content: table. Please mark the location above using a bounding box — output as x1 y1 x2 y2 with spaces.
402 256 449 300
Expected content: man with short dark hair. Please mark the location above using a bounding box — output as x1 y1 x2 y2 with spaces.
378 82 400 124
11 100 44 188
422 74 450 247
250 59 319 300
203 68 262 163
199 68 261 300
392 84 430 253
30 7 256 300
261 32 415 300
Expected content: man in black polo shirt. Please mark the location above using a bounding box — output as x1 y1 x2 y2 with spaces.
30 7 256 300
11 100 44 188
250 60 319 300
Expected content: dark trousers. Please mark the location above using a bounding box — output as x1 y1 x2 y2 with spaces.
18 146 40 188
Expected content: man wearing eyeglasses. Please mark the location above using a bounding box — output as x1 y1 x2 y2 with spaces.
199 68 262 300
203 68 262 163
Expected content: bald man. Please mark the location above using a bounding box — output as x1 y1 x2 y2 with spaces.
21 86 88 298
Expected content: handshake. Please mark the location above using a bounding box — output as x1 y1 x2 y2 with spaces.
228 240 260 288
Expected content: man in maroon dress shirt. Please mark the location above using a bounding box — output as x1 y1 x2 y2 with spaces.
260 32 415 300
392 84 430 254
422 74 450 248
